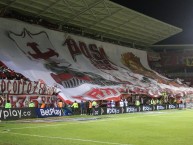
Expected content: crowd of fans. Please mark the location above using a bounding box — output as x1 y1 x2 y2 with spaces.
0 61 30 81
63 95 185 115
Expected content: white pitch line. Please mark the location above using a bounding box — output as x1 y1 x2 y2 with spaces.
1 132 133 145
3 110 186 131
6 112 168 130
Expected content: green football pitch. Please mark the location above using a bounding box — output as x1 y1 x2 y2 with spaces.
0 109 193 145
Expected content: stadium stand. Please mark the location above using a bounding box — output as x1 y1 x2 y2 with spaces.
0 61 29 80
0 0 192 120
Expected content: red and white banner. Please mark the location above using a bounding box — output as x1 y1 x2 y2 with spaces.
0 18 192 102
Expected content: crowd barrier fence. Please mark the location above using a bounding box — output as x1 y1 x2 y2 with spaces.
0 103 186 120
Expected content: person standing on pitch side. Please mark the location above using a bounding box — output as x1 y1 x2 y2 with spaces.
71 100 79 115
5 100 11 108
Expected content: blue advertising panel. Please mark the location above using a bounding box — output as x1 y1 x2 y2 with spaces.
126 106 137 113
156 105 166 110
36 108 62 118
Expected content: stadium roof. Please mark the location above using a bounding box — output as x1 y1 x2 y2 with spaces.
0 0 182 47
151 44 193 51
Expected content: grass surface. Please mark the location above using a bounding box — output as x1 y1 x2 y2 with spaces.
0 109 193 145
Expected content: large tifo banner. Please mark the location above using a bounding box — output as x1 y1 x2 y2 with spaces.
0 18 190 102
